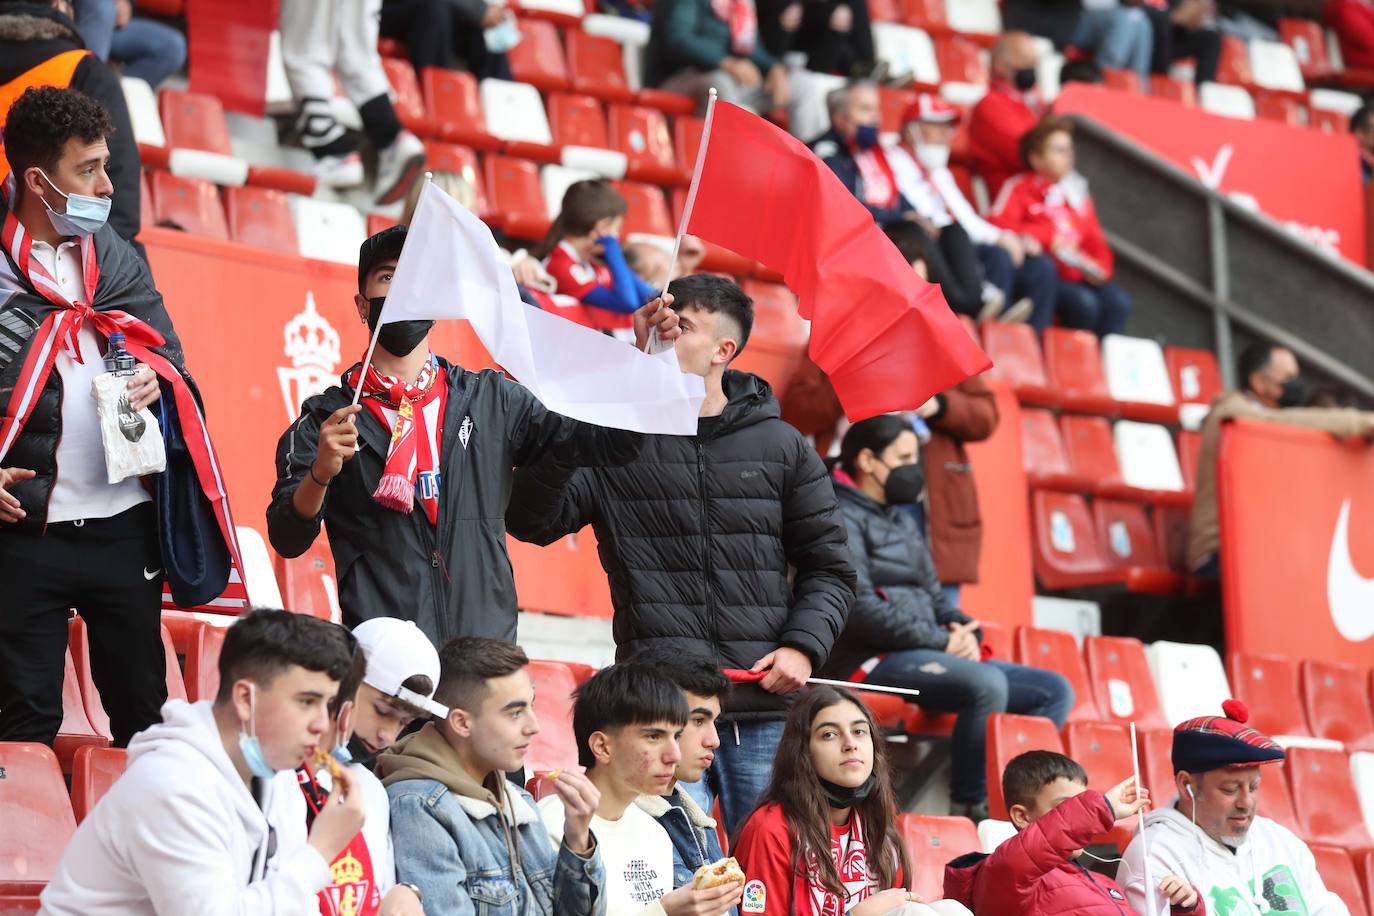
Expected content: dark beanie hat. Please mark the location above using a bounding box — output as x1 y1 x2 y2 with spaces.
358 225 407 294
1171 699 1286 774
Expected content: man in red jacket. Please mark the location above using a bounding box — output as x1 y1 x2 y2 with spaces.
943 750 1205 915
968 31 1045 201
988 116 1133 336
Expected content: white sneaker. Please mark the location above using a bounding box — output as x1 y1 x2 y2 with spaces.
976 281 1006 322
1000 297 1034 324
375 130 426 206
314 151 365 190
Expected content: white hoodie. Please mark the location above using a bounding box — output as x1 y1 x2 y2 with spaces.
39 700 331 916
1119 806 1350 916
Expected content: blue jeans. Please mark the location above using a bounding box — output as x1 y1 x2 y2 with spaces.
111 18 188 88
73 0 116 59
679 719 785 839
980 247 1059 325
1071 6 1153 84
865 654 1074 806
1055 279 1132 337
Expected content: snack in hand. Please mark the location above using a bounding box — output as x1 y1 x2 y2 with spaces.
311 748 345 781
692 857 745 890
541 768 563 782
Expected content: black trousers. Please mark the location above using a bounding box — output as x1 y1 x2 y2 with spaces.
0 502 167 747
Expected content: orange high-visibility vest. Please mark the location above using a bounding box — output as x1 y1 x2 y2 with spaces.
0 50 91 184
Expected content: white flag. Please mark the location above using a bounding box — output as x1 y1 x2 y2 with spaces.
382 182 705 434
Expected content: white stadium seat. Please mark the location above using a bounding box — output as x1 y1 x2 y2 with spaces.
292 196 367 265
978 819 1016 852
541 164 599 220
1248 39 1306 93
941 82 989 107
1199 82 1255 120
873 24 940 86
516 0 586 20
1103 335 1176 407
1351 752 1374 837
1114 421 1186 493
1147 641 1231 727
1038 51 1065 102
120 77 166 150
945 0 1000 37
235 526 284 609
481 78 553 146
1309 88 1363 116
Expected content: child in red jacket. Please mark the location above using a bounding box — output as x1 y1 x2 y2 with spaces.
988 116 1132 337
943 751 1205 915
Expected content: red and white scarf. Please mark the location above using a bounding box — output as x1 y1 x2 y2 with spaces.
0 181 246 613
710 0 757 55
347 356 447 524
853 144 899 210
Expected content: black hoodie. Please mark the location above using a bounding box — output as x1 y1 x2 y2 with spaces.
507 370 856 719
0 3 142 243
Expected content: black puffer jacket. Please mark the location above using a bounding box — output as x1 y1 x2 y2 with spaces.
819 475 974 680
507 371 855 719
0 5 142 242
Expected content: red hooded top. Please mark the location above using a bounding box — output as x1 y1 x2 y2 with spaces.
942 790 1206 916
988 172 1115 284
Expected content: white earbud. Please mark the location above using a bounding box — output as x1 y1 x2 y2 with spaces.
1186 783 1196 799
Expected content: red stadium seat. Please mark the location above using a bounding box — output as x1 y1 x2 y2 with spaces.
986 713 1065 819
1137 727 1176 803
53 649 109 775
1164 347 1222 407
1287 747 1374 850
1021 409 1090 492
1060 415 1127 495
547 93 611 153
979 620 1008 657
1150 74 1197 106
1031 490 1118 590
224 186 298 251
854 690 916 732
525 660 582 780
608 104 681 186
1043 328 1116 416
1101 68 1143 93
0 743 75 896
70 619 186 740
896 815 980 901
1310 845 1371 916
1280 18 1337 80
566 30 636 103
278 536 341 623
1256 759 1306 839
615 181 673 238
1301 659 1374 750
1015 626 1103 722
981 321 1058 407
1152 504 1192 575
0 896 42 912
1218 34 1255 86
1227 652 1313 738
1095 499 1184 594
158 88 232 155
1084 636 1169 730
673 116 706 182
382 57 431 136
422 143 496 223
70 745 128 824
377 37 407 59
563 662 597 685
508 19 571 92
422 67 501 150
935 36 987 86
485 155 550 240
1175 430 1201 494
151 171 228 240
900 0 946 30
1362 849 1374 916
880 86 919 135
1254 90 1305 125
139 171 154 231
1062 721 1135 850
868 0 900 24
1311 106 1348 133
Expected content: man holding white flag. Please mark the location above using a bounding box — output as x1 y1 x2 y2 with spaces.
268 215 686 645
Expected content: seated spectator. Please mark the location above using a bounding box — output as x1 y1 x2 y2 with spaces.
379 0 514 80
541 663 745 915
1326 0 1374 70
944 751 1203 914
1188 342 1374 578
1352 103 1374 183
342 618 448 769
968 31 1048 200
39 610 366 915
1119 700 1345 914
1005 0 1151 84
758 0 875 79
889 94 1058 324
534 179 657 341
733 685 972 915
818 417 1074 821
1144 0 1220 85
72 0 186 88
624 235 707 288
627 649 732 891
377 636 606 915
988 117 1132 336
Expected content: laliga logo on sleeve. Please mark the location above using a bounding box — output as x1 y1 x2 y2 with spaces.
1327 499 1374 642
741 880 766 914
279 293 342 420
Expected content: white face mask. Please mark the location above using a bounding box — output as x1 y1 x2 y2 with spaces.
36 169 112 237
915 143 951 171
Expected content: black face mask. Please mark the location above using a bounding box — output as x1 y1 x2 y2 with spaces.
1277 376 1308 408
1013 67 1038 92
346 734 379 769
367 296 434 358
819 773 877 808
881 462 925 505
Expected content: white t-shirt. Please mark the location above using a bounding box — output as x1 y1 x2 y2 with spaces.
30 239 151 523
540 793 675 916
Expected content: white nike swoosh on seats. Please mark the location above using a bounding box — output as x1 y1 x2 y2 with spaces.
1326 499 1374 642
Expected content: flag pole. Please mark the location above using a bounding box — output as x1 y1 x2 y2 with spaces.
805 677 920 698
645 88 719 352
1129 722 1164 915
350 173 434 408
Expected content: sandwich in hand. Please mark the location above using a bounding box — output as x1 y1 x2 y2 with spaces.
692 857 745 890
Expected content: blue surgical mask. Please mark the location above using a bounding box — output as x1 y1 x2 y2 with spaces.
237 684 280 780
484 17 522 54
854 123 880 150
38 169 112 237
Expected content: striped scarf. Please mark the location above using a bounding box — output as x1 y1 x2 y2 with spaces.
347 357 446 524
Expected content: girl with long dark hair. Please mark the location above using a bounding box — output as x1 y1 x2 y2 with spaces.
732 685 970 915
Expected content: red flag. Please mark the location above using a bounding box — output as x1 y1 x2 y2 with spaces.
682 100 991 420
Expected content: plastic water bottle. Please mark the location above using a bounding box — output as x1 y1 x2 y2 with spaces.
104 331 137 376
